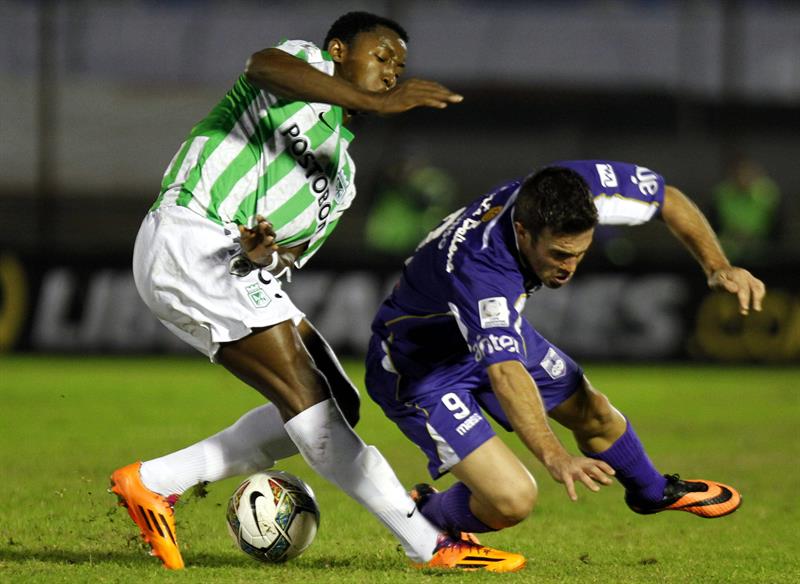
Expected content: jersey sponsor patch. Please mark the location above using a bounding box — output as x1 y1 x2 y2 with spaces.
596 163 618 188
455 412 484 436
471 333 520 361
540 347 566 379
478 297 510 328
631 165 659 196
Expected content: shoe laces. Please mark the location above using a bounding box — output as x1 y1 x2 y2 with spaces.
436 534 484 554
664 473 707 493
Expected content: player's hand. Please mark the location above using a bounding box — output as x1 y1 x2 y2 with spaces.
238 215 279 267
708 267 766 316
374 78 463 114
545 454 616 502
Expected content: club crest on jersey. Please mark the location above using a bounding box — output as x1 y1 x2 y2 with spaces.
540 347 566 379
596 164 618 188
334 169 350 204
245 283 271 308
478 297 510 328
481 205 503 222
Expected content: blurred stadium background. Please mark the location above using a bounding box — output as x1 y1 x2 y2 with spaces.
1 0 798 363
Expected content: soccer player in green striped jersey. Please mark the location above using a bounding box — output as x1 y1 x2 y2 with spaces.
110 11 524 573
151 17 463 271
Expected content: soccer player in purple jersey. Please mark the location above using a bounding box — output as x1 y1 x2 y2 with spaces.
365 161 765 554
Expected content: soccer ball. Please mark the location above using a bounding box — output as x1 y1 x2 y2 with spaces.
226 470 320 563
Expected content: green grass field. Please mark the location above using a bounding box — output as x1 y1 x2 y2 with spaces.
1 356 798 583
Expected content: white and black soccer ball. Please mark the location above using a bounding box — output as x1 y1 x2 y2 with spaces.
226 470 320 563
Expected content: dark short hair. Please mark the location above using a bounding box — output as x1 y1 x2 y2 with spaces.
515 167 598 238
323 11 409 50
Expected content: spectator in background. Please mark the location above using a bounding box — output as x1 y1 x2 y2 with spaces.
712 153 782 262
365 154 457 256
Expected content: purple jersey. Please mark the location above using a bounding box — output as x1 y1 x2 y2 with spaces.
371 160 665 378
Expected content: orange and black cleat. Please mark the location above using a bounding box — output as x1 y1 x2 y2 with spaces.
409 483 480 545
625 474 742 518
419 534 526 573
109 462 184 569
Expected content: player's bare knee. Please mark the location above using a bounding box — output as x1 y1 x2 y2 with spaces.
489 477 537 526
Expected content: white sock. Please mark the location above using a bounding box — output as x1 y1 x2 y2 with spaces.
283 399 440 563
140 403 297 496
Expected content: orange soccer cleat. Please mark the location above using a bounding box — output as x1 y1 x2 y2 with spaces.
625 474 742 518
409 483 480 545
109 462 184 569
419 534 527 573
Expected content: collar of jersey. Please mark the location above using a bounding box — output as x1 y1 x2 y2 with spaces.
509 200 542 292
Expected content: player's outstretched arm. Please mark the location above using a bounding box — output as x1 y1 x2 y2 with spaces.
487 361 615 501
660 185 766 315
245 48 462 115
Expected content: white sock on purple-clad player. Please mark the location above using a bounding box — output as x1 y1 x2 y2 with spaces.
283 398 440 563
139 403 297 497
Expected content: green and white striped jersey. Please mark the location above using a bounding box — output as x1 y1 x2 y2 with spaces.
151 39 356 268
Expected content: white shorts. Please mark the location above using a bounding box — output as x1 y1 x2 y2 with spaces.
132 205 304 360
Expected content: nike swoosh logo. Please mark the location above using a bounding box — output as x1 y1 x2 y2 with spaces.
406 506 416 518
689 484 733 507
249 491 267 535
671 483 732 509
318 110 334 128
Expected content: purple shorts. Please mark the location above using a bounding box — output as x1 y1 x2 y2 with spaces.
365 322 583 479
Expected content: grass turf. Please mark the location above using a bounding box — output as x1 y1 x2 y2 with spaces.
0 356 798 583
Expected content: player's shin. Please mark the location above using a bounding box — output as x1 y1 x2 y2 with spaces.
581 418 667 503
283 399 440 562
140 403 298 497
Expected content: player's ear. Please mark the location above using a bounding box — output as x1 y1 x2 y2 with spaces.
327 38 347 63
513 221 530 243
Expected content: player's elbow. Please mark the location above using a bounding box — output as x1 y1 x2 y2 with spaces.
244 50 265 80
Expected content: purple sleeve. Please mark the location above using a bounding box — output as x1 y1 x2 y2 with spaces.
447 258 528 368
551 160 666 224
